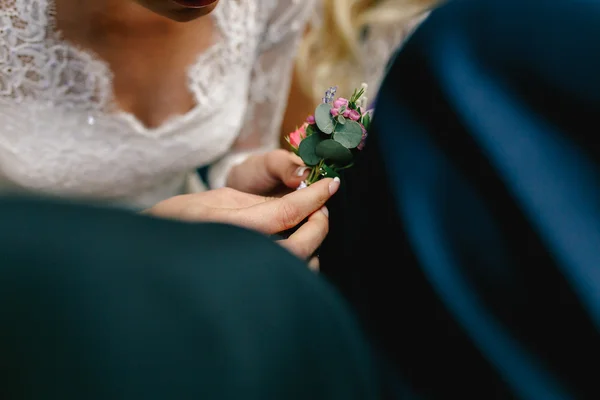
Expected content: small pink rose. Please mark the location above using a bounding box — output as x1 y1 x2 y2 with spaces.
288 123 308 149
347 109 360 121
330 108 340 117
333 98 348 108
343 109 351 118
306 115 315 124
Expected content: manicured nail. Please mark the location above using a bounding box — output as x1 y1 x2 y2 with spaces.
320 206 329 217
295 166 309 177
329 177 340 195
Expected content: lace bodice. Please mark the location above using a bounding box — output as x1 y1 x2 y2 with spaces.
0 0 313 209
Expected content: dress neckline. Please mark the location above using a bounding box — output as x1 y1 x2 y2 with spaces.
46 0 230 137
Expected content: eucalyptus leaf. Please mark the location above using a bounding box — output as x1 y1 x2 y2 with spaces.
316 139 353 165
337 115 346 124
297 132 322 166
332 120 363 149
315 103 335 134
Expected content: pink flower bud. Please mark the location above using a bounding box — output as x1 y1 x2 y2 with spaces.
333 98 349 108
343 109 350 118
348 109 360 121
288 123 308 149
330 108 340 117
306 115 315 124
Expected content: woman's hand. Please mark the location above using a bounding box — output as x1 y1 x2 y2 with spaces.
144 178 340 262
226 149 310 196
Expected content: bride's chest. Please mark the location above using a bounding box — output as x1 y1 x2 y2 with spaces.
0 80 249 195
57 21 218 129
0 0 267 124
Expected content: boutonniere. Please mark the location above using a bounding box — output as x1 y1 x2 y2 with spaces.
286 84 372 188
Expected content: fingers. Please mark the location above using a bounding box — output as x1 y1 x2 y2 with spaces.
279 207 329 259
287 152 304 166
266 149 309 189
221 177 339 234
208 188 267 209
147 189 268 222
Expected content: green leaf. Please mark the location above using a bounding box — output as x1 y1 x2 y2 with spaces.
297 132 322 166
315 103 335 134
337 115 346 124
350 87 364 103
361 112 371 131
316 139 353 165
305 124 316 136
320 163 340 179
332 120 363 149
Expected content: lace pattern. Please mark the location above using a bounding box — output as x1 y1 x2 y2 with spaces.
0 0 314 208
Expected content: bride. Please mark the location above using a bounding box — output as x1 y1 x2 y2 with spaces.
0 0 315 211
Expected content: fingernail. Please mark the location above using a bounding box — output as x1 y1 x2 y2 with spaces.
295 166 309 177
329 177 340 195
320 206 329 217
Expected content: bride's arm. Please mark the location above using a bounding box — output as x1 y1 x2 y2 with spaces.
207 0 317 189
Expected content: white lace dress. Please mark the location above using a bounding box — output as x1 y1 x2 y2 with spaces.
0 0 313 209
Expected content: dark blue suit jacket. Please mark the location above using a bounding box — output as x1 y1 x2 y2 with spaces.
321 0 600 398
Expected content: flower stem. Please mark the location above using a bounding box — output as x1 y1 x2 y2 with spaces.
306 160 325 186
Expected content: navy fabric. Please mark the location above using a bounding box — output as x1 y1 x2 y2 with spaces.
321 0 600 398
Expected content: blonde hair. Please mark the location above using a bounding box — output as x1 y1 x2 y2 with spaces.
296 0 442 102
